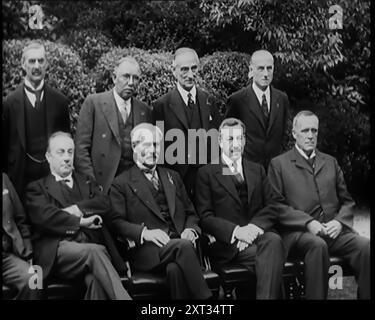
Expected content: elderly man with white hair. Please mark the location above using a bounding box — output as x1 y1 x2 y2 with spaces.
108 122 212 300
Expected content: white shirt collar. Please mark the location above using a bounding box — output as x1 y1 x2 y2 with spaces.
24 78 45 108
51 171 73 188
252 82 270 111
113 88 131 115
24 78 44 91
176 82 196 106
221 152 243 176
295 144 316 160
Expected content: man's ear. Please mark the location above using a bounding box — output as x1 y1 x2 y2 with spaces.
248 65 253 80
292 130 297 140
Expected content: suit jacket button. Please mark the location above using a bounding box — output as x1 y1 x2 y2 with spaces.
102 134 106 138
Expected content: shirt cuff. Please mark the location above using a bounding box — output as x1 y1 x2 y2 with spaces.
140 226 147 245
186 228 199 241
231 225 239 244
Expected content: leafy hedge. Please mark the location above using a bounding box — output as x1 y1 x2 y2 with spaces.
64 29 114 69
93 47 175 106
2 40 369 201
2 39 95 131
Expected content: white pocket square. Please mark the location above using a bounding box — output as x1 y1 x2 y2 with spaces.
209 115 212 121
3 189 9 195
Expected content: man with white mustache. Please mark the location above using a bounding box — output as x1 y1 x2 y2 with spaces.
108 123 212 300
268 110 370 299
195 118 285 299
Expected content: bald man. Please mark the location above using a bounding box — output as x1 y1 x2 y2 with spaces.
75 56 153 193
225 50 290 169
153 47 221 200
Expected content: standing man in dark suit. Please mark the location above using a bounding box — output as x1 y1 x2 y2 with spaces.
3 173 43 300
153 47 221 200
195 118 285 299
226 50 289 169
108 123 212 300
268 110 370 299
75 56 153 193
26 132 131 300
3 40 70 200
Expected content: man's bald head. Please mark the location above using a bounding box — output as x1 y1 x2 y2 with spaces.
249 50 274 91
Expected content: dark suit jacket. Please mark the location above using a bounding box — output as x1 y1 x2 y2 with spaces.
267 147 355 234
2 173 33 260
226 84 289 168
75 90 153 193
108 165 200 271
26 172 127 279
153 86 222 178
195 158 282 260
2 83 70 197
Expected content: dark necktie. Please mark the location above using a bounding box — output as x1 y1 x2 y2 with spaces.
187 92 195 110
143 168 160 190
24 84 43 109
261 93 269 122
233 161 244 184
306 156 316 170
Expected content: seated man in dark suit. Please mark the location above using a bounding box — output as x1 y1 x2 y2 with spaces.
195 118 285 299
268 110 370 299
3 173 43 299
26 131 131 300
108 123 212 300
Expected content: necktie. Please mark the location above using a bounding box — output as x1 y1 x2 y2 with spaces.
187 92 195 110
306 156 316 170
119 103 128 124
232 161 244 184
61 178 73 188
24 84 43 109
261 93 269 122
143 168 160 190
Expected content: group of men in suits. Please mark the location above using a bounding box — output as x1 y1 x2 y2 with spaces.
3 40 370 300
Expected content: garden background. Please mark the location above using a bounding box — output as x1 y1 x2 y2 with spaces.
2 0 371 300
3 1 370 211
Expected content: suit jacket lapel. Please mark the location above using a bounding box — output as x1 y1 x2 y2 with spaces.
314 150 326 176
101 91 121 145
128 166 165 222
214 162 241 205
73 172 90 200
246 85 266 130
44 85 56 135
132 98 148 125
169 87 189 130
267 86 281 135
15 85 26 150
158 168 176 218
291 147 314 175
196 88 210 130
44 174 69 207
242 159 255 205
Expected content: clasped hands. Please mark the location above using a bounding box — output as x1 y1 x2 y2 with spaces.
234 224 264 252
63 205 102 229
143 228 196 247
307 219 342 239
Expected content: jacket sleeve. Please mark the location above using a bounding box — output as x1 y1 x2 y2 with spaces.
249 164 281 231
173 171 200 235
107 178 145 246
26 181 81 236
267 158 314 229
334 159 355 229
3 173 33 256
74 95 96 180
195 167 237 244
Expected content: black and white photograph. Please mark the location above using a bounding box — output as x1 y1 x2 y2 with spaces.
2 0 371 308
